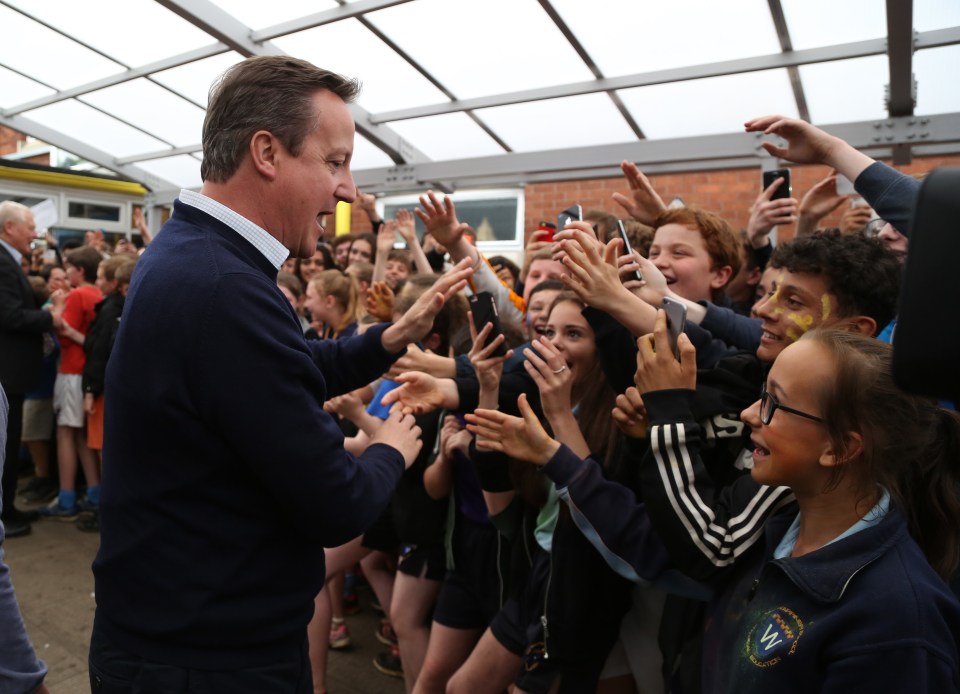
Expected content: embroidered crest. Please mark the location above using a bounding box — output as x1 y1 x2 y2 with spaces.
746 606 804 667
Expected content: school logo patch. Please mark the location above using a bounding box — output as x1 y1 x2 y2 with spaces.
746 607 804 667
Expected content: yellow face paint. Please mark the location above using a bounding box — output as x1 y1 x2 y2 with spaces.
786 312 815 332
785 327 802 342
767 273 786 316
820 294 831 321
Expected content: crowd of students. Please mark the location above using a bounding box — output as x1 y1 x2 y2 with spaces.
12 227 140 534
8 110 958 694
183 113 955 694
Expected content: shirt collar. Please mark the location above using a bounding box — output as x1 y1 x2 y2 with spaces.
0 237 23 266
178 189 289 270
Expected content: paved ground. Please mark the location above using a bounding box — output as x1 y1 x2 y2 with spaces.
4 493 405 694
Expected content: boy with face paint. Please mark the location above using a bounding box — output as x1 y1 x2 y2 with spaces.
668 229 901 360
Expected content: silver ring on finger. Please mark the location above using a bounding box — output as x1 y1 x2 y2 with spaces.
552 365 568 375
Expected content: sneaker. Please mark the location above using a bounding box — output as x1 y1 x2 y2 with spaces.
373 646 403 679
329 620 352 650
376 618 398 646
22 477 58 503
77 512 100 533
78 498 99 515
38 498 79 521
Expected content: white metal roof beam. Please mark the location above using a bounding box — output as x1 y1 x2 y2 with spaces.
371 27 960 123
0 113 179 191
250 0 414 42
352 113 960 190
2 44 229 117
537 0 645 140
154 0 432 166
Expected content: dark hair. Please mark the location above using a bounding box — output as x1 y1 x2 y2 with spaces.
805 330 960 579
527 278 564 302
621 219 655 259
584 209 619 242
349 232 377 264
201 56 360 182
64 245 102 283
386 249 413 271
294 244 334 282
770 229 900 334
546 291 621 469
488 255 520 286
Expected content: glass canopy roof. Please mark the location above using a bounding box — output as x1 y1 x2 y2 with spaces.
0 0 957 197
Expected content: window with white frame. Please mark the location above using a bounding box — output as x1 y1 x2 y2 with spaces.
380 188 524 253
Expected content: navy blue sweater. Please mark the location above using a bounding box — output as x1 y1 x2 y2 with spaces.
93 202 406 669
641 389 960 692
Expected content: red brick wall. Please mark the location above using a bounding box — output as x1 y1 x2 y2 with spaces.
0 126 27 156
341 153 960 244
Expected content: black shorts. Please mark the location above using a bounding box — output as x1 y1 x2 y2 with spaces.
397 542 446 581
432 518 501 630
361 501 398 553
488 546 560 694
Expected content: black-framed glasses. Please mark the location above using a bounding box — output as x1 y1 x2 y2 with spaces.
759 386 824 425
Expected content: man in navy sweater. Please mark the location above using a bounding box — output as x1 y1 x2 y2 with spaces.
89 56 471 692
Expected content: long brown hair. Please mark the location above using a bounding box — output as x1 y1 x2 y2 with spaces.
805 329 960 579
547 291 621 469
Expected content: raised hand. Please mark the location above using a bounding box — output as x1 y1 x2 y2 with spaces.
377 220 398 255
440 414 472 459
744 115 841 166
465 393 560 465
634 310 697 395
366 281 395 322
381 257 474 352
522 336 574 417
611 387 648 439
747 176 798 246
840 204 873 235
381 371 446 415
370 408 423 469
558 230 631 313
415 190 471 247
468 313 513 395
796 174 849 236
612 161 667 226
324 388 366 423
395 208 418 247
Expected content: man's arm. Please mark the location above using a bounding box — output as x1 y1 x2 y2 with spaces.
0 388 49 694
0 260 53 335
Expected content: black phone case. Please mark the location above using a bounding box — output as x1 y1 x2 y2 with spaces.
762 169 792 200
469 291 507 357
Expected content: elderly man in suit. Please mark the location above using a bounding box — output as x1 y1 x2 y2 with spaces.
0 201 61 537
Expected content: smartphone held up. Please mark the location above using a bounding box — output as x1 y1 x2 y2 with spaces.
761 168 792 200
469 291 507 357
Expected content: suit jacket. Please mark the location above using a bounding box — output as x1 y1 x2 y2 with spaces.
0 244 52 393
